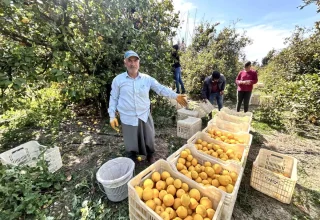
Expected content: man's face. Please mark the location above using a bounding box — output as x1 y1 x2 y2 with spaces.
245 65 251 71
124 57 140 73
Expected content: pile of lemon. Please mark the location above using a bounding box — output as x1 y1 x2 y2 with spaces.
176 148 238 193
135 171 216 220
206 128 245 145
194 138 243 162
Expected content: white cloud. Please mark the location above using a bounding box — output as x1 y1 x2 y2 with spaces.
239 24 292 63
172 0 195 13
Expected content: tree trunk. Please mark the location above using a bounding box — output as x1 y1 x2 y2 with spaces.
98 83 112 118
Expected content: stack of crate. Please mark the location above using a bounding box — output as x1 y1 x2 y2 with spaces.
251 82 274 106
186 107 252 219
176 100 214 139
128 106 298 220
128 107 252 220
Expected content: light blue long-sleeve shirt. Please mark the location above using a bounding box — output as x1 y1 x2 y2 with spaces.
108 72 178 126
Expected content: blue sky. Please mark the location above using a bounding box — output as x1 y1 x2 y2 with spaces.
172 0 319 62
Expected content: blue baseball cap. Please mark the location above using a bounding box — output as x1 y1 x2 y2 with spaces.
124 50 140 59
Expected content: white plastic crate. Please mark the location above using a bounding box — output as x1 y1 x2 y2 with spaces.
177 108 199 120
199 99 215 114
0 141 62 173
167 144 244 220
209 117 250 133
250 149 298 204
216 111 252 124
128 159 225 220
177 116 202 139
221 107 253 118
250 93 260 105
202 124 253 151
187 132 248 168
194 105 207 118
169 98 183 110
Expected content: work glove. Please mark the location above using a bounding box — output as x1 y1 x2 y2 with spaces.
110 118 119 132
176 94 188 107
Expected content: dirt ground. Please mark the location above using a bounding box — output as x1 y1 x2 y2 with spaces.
45 105 320 220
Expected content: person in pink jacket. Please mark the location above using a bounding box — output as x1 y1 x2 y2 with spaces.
235 61 258 112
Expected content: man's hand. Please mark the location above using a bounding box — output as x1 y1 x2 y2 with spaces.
176 94 188 107
220 91 224 95
110 118 119 132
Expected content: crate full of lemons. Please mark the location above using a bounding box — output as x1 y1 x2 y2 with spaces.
167 145 244 220
128 160 225 220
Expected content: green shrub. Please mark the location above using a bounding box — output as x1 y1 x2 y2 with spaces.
0 83 71 149
0 160 66 220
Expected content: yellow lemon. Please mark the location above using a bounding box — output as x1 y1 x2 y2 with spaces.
196 204 207 218
167 185 177 196
189 197 198 209
163 194 175 207
229 171 238 182
174 179 182 189
165 207 177 219
154 197 162 206
153 188 159 199
178 158 186 164
181 194 191 207
181 183 189 192
211 179 220 188
135 186 143 199
173 197 182 210
156 180 167 191
189 189 201 202
176 206 188 219
143 179 154 189
176 189 186 198
200 197 213 209
193 214 204 220
159 190 168 200
213 164 222 174
226 184 234 193
155 205 164 215
218 175 231 186
206 208 215 219
161 171 171 181
180 150 189 158
166 177 175 186
152 172 161 182
142 188 154 201
160 211 170 220
145 199 156 210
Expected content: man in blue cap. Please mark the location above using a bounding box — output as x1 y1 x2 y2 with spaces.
108 50 188 164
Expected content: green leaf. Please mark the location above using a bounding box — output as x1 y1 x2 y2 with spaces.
55 70 64 77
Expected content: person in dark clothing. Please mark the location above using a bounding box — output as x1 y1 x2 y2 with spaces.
172 44 186 94
235 61 258 112
201 71 226 110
